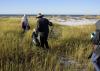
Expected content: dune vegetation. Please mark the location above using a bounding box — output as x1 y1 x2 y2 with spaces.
0 16 95 71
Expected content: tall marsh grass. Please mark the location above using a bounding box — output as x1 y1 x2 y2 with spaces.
0 17 95 71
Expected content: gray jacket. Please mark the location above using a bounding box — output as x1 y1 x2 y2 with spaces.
94 45 100 57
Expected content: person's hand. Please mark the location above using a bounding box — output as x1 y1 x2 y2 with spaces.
49 22 53 26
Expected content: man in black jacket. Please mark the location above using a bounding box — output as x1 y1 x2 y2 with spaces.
35 13 53 49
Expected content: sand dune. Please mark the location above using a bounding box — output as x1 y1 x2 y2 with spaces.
50 18 98 26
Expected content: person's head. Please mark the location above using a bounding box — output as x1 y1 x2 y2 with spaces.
22 14 29 26
23 14 27 18
96 20 100 31
36 13 44 18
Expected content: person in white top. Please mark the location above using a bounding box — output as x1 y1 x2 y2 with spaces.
21 14 30 32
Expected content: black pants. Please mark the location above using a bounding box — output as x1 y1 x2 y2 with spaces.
39 32 49 49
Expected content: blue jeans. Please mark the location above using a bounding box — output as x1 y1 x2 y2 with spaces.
91 53 100 71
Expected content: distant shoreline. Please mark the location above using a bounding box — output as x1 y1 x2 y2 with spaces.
0 14 99 26
0 14 99 17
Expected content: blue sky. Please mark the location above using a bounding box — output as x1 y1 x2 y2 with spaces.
0 0 100 15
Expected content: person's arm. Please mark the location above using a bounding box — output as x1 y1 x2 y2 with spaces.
49 22 53 26
46 18 53 26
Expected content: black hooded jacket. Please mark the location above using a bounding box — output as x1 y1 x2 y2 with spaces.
36 17 52 33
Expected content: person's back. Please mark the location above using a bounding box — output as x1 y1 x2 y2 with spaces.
36 17 52 34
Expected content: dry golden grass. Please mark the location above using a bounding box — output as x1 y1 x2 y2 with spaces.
0 17 95 71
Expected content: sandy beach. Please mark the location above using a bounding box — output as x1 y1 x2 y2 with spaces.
50 18 98 26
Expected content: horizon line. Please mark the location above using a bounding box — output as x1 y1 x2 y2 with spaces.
0 13 100 16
